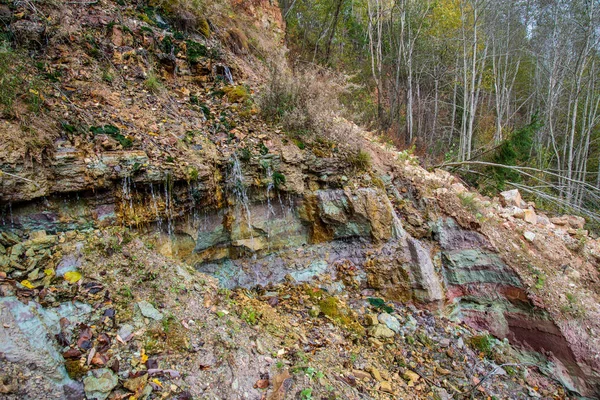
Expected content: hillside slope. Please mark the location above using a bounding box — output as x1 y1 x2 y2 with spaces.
0 0 599 399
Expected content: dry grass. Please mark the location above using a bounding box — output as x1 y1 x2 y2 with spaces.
258 64 362 152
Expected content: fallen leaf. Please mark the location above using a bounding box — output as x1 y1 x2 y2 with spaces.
64 271 82 283
254 379 269 389
20 280 35 289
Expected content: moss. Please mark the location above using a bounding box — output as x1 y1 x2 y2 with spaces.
318 297 365 335
186 40 207 63
223 85 250 103
469 334 494 357
198 18 210 37
64 359 88 379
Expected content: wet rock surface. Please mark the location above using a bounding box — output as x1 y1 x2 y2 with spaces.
0 0 599 397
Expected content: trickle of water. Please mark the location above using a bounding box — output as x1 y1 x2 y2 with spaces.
223 66 234 85
265 165 276 251
164 176 174 237
8 202 14 228
230 155 253 243
122 176 134 216
150 183 163 232
391 208 406 239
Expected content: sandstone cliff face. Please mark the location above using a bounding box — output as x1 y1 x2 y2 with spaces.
1 0 600 398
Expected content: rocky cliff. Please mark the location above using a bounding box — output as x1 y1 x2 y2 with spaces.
1 0 600 399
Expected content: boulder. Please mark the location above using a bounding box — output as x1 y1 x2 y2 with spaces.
406 237 444 302
499 189 522 207
550 215 585 230
83 368 118 400
524 231 536 242
137 301 163 321
0 297 91 398
377 313 401 333
368 324 395 339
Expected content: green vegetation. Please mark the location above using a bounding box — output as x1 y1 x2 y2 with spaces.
458 192 479 214
346 149 371 172
90 125 133 149
469 334 495 358
223 85 250 103
144 73 163 94
240 306 260 325
186 40 208 63
300 388 313 400
272 171 286 189
367 297 393 313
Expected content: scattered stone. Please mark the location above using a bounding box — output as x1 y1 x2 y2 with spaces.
379 381 393 393
524 231 536 242
438 338 451 348
369 324 395 339
123 374 148 392
367 367 383 382
403 370 420 386
551 215 585 229
522 209 537 224
83 368 118 400
29 230 47 240
352 370 371 381
499 189 522 207
377 313 400 333
364 314 379 326
137 301 163 321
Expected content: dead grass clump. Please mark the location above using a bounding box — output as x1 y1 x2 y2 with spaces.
153 0 208 34
259 64 361 152
223 27 248 54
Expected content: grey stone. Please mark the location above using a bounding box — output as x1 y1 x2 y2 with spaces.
117 324 134 341
524 231 536 242
406 238 443 302
137 301 163 321
290 260 328 282
377 313 401 333
0 297 91 398
83 368 118 400
369 324 395 338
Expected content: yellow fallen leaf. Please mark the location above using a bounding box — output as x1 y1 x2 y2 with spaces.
64 271 82 283
140 349 148 364
29 89 39 95
44 268 55 276
151 378 162 387
21 280 35 289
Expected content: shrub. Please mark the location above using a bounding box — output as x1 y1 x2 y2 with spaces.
144 73 162 94
469 334 494 357
258 65 359 150
223 28 248 55
0 47 21 116
153 0 206 33
346 149 371 172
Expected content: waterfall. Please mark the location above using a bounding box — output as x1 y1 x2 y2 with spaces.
223 66 234 85
164 175 174 237
121 176 134 222
230 155 253 242
149 183 163 232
